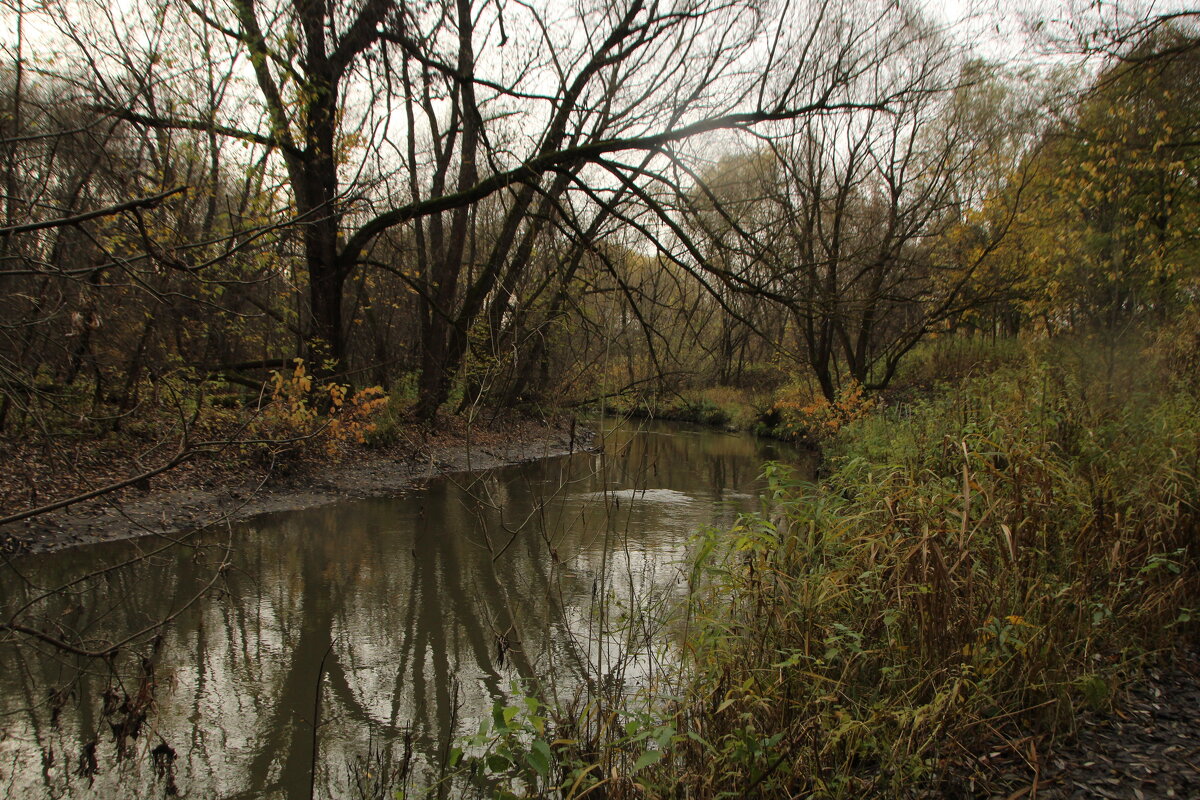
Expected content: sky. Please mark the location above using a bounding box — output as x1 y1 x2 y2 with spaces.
919 0 1049 63
921 0 1199 66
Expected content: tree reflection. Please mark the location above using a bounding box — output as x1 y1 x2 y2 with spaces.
0 421 812 798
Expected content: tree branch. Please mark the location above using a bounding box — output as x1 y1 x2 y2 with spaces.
340 101 889 267
97 106 286 150
0 186 187 238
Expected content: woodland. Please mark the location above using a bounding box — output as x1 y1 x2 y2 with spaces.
2 0 1200 796
0 0 1194 473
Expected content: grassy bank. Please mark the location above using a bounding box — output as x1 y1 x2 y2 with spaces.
590 337 1028 444
594 385 770 432
465 335 1200 798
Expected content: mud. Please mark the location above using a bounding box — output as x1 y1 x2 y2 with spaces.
2 417 595 555
973 648 1200 800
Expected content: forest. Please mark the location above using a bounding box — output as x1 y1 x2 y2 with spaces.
0 0 1195 465
1 0 1199 797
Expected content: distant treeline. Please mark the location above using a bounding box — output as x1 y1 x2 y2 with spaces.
0 1 1196 435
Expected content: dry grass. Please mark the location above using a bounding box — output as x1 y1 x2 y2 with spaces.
468 335 1200 799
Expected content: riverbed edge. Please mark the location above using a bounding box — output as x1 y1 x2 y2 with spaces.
3 417 597 556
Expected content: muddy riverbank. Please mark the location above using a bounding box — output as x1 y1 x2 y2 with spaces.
1 415 595 555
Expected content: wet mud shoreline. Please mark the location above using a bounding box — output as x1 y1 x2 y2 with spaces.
2 417 595 555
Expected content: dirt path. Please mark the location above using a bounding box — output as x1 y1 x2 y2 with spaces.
2 416 595 555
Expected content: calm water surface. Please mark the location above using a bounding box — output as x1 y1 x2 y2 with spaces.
0 420 809 798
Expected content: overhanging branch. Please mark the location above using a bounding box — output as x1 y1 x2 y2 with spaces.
340 101 892 267
0 186 188 238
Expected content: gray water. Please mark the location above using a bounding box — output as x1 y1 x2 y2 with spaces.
0 419 810 799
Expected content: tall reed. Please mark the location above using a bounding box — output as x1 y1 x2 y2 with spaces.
563 337 1200 798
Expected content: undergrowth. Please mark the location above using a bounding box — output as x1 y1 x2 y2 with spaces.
469 335 1200 798
598 386 768 431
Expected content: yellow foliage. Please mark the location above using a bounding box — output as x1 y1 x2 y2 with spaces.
257 360 389 458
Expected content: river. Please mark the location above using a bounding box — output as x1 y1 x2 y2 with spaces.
0 419 810 798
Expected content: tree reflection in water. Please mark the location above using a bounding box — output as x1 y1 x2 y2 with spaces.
0 420 811 799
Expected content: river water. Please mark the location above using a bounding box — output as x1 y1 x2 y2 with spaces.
0 419 809 798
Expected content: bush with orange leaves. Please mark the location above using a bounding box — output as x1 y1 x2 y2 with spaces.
251 359 389 460
770 379 876 441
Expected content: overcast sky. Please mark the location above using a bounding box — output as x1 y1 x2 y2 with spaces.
919 0 1047 63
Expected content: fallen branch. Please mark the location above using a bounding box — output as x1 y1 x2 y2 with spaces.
0 448 198 526
564 372 691 408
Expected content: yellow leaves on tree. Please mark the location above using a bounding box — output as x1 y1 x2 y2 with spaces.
772 379 876 441
982 33 1200 329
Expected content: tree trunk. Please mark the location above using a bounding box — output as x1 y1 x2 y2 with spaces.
306 245 346 369
414 314 459 420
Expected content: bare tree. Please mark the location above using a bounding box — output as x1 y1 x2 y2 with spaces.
34 0 920 416
670 35 1042 399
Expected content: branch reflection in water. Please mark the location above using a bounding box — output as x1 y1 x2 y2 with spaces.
0 418 812 799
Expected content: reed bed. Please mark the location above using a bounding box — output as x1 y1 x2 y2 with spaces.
464 336 1200 798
